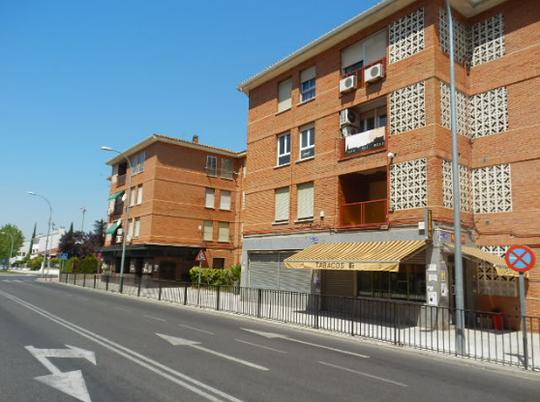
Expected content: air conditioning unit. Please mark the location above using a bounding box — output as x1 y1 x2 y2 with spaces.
364 63 384 83
341 126 359 137
340 109 358 127
339 75 357 93
111 174 118 184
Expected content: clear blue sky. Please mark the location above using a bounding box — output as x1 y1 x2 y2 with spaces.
0 0 378 240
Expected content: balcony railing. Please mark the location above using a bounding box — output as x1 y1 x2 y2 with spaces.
339 126 386 160
115 174 126 187
340 198 387 228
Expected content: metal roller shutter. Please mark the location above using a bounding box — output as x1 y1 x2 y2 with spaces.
248 252 312 292
278 252 312 293
322 270 355 297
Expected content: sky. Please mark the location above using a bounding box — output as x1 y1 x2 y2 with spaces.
0 0 379 240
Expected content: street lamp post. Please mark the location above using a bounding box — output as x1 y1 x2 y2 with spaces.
27 192 53 278
81 207 87 232
0 231 14 271
101 146 132 293
446 0 466 354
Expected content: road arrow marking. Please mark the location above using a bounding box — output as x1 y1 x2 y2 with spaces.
156 333 269 371
241 328 369 359
25 345 96 402
35 370 93 402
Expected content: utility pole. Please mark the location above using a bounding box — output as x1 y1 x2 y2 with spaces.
446 0 465 355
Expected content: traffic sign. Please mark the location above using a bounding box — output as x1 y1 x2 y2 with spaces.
195 250 207 263
59 253 69 261
505 245 536 273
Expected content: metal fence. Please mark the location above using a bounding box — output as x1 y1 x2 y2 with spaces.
58 272 540 371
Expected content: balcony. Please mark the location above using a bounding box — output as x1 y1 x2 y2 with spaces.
115 174 126 187
339 170 388 228
340 199 387 227
339 97 387 161
339 126 386 160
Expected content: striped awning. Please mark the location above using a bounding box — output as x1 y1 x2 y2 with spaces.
284 240 427 272
108 190 125 201
105 221 122 235
445 244 520 278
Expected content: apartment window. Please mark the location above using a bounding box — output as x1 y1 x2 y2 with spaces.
203 221 213 241
221 158 234 179
220 190 231 210
127 219 134 240
212 258 225 269
278 78 292 112
129 187 137 207
277 133 291 166
205 188 215 209
299 124 315 160
206 155 217 176
134 218 141 238
297 182 314 220
274 187 290 223
136 185 144 205
117 162 127 176
357 264 426 301
341 30 387 75
218 222 230 242
130 152 145 175
300 66 316 102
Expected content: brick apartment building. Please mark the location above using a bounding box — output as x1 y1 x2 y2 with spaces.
102 134 245 281
238 0 540 320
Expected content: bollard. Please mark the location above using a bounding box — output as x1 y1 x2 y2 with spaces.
257 288 262 318
137 276 142 297
184 283 188 305
216 286 221 311
158 279 162 301
83 274 86 288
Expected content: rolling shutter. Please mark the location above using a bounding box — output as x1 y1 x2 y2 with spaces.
275 187 290 222
297 182 314 219
322 270 355 297
278 78 292 112
248 252 312 292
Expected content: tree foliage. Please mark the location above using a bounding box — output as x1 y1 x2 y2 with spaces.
0 224 24 261
58 219 107 258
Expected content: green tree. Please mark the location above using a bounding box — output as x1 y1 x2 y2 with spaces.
0 224 24 261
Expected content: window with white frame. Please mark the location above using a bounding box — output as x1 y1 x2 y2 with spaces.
277 132 291 166
275 187 290 222
127 219 134 240
220 190 231 210
299 124 315 160
218 222 230 242
129 187 137 207
130 152 145 175
221 158 234 179
134 218 141 238
136 185 143 205
278 78 292 112
341 30 387 75
203 221 213 241
206 155 217 176
300 66 316 102
205 188 215 209
297 182 314 220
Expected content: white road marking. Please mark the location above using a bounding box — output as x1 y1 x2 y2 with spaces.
114 306 130 312
156 333 269 371
25 345 97 402
234 339 287 354
318 361 408 388
144 314 166 322
0 290 242 402
241 328 370 359
178 323 214 335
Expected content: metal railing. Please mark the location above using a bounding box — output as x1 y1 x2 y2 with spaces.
340 199 387 227
59 272 540 371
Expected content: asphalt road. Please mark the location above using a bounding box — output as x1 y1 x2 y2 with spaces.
0 274 539 402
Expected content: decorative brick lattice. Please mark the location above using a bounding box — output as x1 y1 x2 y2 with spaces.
439 9 504 67
439 8 470 65
477 246 517 297
390 81 425 134
471 14 505 67
389 8 425 64
472 164 512 213
470 87 508 138
440 82 470 137
391 158 427 210
442 160 472 212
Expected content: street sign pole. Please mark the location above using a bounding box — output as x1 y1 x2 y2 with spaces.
519 272 528 370
505 244 536 370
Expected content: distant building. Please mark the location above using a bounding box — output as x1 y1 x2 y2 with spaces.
101 134 245 281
